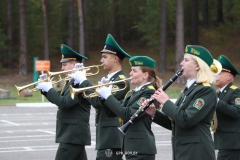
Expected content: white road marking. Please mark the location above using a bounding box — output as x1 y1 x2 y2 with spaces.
0 120 20 126
36 129 55 135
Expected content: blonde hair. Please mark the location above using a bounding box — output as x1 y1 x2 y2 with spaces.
191 55 216 84
140 66 162 109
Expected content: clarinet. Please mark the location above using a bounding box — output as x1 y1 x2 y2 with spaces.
118 69 183 135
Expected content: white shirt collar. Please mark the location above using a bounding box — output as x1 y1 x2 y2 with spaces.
219 84 228 93
107 70 121 80
186 79 196 89
134 82 151 92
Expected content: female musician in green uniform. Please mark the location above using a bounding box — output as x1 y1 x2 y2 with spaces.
144 45 217 160
96 56 161 160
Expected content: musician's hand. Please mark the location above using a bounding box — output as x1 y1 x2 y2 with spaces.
36 77 54 92
38 73 47 81
96 85 112 100
68 70 87 85
74 63 84 69
152 88 169 105
142 99 156 118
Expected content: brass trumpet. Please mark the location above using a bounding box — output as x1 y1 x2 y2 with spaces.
209 59 222 132
15 75 64 95
69 77 132 99
15 64 103 95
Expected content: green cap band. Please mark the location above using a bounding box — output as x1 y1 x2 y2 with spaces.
185 45 213 66
129 56 156 68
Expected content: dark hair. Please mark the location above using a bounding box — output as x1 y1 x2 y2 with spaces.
140 66 162 109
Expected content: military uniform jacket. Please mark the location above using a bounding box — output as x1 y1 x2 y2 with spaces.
103 83 158 155
43 80 91 145
80 70 130 150
214 82 240 149
153 82 216 160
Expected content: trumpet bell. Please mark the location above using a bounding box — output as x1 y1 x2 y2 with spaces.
210 59 222 74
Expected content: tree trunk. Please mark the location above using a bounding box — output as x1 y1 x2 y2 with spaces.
7 0 13 69
227 0 233 22
217 0 224 23
42 0 49 60
158 0 167 73
83 0 89 57
67 0 74 48
202 0 208 28
175 0 185 84
77 0 85 63
19 0 27 76
191 0 199 45
114 0 120 44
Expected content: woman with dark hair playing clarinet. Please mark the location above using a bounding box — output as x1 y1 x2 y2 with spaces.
96 56 161 160
143 45 218 160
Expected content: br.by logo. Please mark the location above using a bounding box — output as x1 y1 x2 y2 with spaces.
105 149 113 158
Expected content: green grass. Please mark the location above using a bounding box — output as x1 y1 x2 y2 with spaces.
0 88 53 104
0 87 183 105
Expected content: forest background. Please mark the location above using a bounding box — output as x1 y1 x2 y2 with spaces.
0 0 240 103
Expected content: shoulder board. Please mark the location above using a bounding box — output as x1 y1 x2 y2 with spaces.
230 85 238 90
124 89 134 98
202 82 210 87
119 75 126 79
148 85 155 90
216 89 219 93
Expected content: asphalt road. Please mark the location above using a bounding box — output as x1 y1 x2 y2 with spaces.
0 105 217 160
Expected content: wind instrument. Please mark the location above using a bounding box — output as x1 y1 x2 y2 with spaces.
210 59 222 132
15 64 103 95
69 77 132 99
118 70 183 135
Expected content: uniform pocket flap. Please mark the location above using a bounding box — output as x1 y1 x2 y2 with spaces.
101 121 120 127
220 127 236 133
63 119 77 124
128 132 145 139
180 136 200 144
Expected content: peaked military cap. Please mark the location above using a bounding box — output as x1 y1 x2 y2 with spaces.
60 44 88 63
129 56 156 68
101 34 131 60
218 55 240 76
185 45 213 67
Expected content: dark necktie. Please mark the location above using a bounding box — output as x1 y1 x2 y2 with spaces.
218 91 221 97
183 87 188 93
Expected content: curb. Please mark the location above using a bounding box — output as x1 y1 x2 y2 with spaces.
0 99 178 108
16 102 57 108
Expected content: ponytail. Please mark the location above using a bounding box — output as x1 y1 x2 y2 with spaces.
140 67 162 110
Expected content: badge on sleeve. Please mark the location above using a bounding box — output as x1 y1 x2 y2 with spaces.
112 85 119 95
193 98 205 110
235 98 240 105
137 97 147 106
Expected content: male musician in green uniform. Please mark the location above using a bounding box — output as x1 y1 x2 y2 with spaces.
69 34 131 160
36 44 91 160
214 55 240 160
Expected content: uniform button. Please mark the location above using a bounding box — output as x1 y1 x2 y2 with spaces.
56 118 58 121
96 124 98 126
172 124 174 127
172 135 174 138
58 109 59 111
96 113 97 115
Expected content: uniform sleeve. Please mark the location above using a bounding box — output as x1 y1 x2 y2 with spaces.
103 90 158 122
45 80 92 109
83 81 128 112
217 89 240 119
162 87 216 129
101 81 129 117
153 110 172 130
